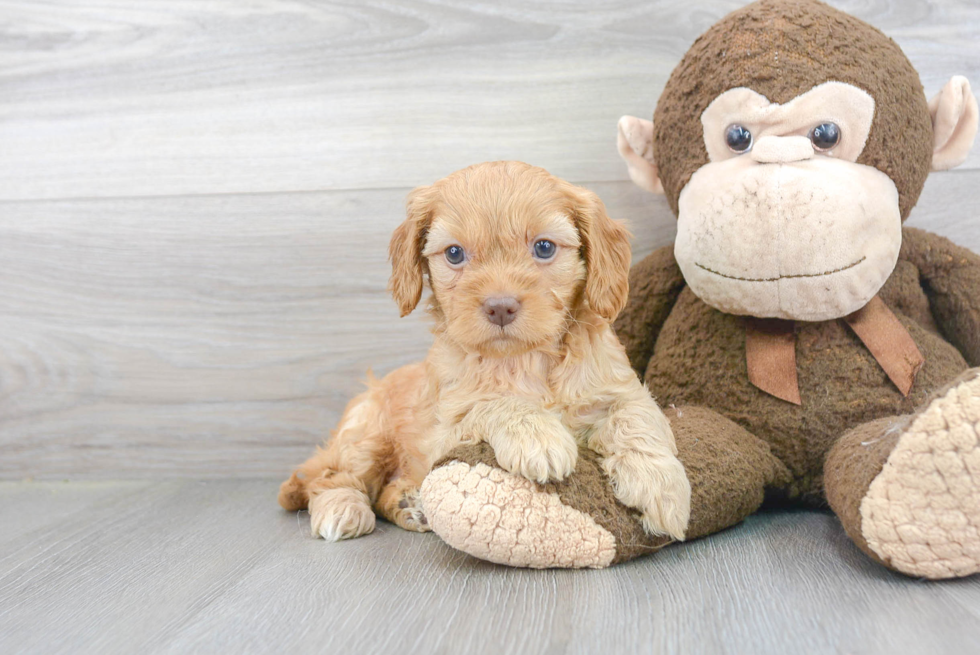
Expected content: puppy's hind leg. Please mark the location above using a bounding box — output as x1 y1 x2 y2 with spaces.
278 387 390 541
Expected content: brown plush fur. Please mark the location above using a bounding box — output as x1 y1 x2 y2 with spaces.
823 416 908 568
618 228 973 506
436 405 792 564
653 0 933 220
607 1 980 573
900 229 980 364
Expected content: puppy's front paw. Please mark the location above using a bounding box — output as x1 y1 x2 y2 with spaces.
490 414 578 484
604 450 691 541
309 487 376 541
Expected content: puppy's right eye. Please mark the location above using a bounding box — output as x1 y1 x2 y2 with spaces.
445 245 465 266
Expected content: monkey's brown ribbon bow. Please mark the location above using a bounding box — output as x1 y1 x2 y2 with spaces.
744 296 925 405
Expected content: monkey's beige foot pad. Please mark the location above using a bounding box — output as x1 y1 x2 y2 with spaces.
419 443 669 568
861 372 980 579
420 462 614 568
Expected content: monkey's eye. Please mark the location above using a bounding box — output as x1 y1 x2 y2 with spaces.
725 124 753 153
445 245 466 266
533 239 556 260
809 122 841 151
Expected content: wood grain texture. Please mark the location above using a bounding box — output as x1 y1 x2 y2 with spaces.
0 0 977 201
0 0 978 480
1 172 977 480
1 480 980 655
0 179 677 479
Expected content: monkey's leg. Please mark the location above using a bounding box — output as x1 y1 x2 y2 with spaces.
666 406 792 541
825 368 980 579
420 405 791 568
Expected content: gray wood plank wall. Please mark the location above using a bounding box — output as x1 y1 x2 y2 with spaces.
2 0 979 479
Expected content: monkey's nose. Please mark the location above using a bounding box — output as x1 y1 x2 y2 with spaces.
483 296 521 327
751 135 813 164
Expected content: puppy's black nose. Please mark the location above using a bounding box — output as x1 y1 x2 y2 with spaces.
483 296 521 327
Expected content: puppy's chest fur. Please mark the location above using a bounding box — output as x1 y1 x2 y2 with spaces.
430 337 613 437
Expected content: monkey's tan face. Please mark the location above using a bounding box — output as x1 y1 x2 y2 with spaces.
674 83 903 321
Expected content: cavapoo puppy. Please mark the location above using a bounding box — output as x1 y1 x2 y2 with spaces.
279 161 691 542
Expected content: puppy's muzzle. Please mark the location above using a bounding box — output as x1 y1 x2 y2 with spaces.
483 296 521 327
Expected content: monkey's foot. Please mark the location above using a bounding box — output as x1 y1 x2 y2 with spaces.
860 370 980 578
419 443 677 569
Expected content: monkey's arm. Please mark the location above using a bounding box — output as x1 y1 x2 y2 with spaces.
901 226 980 366
612 245 687 377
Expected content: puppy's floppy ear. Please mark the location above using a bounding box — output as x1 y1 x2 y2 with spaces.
566 185 632 322
388 185 436 316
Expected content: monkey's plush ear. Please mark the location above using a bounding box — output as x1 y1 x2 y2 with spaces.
388 185 435 316
929 76 979 171
617 116 664 194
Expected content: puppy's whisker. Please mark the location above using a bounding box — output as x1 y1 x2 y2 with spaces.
560 311 590 333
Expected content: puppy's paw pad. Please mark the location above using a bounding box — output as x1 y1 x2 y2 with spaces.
309 488 376 541
395 488 431 533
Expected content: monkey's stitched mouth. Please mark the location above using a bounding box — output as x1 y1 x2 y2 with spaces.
694 256 866 282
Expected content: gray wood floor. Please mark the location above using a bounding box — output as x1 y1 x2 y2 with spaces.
2 1 980 653
2 480 980 655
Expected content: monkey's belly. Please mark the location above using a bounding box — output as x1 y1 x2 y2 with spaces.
645 289 968 502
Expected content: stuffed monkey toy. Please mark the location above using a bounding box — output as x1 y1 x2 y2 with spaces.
419 0 980 579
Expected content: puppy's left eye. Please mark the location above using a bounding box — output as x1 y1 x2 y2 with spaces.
533 240 556 260
445 245 465 266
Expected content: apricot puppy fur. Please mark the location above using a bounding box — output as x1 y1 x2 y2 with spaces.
278 161 691 542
